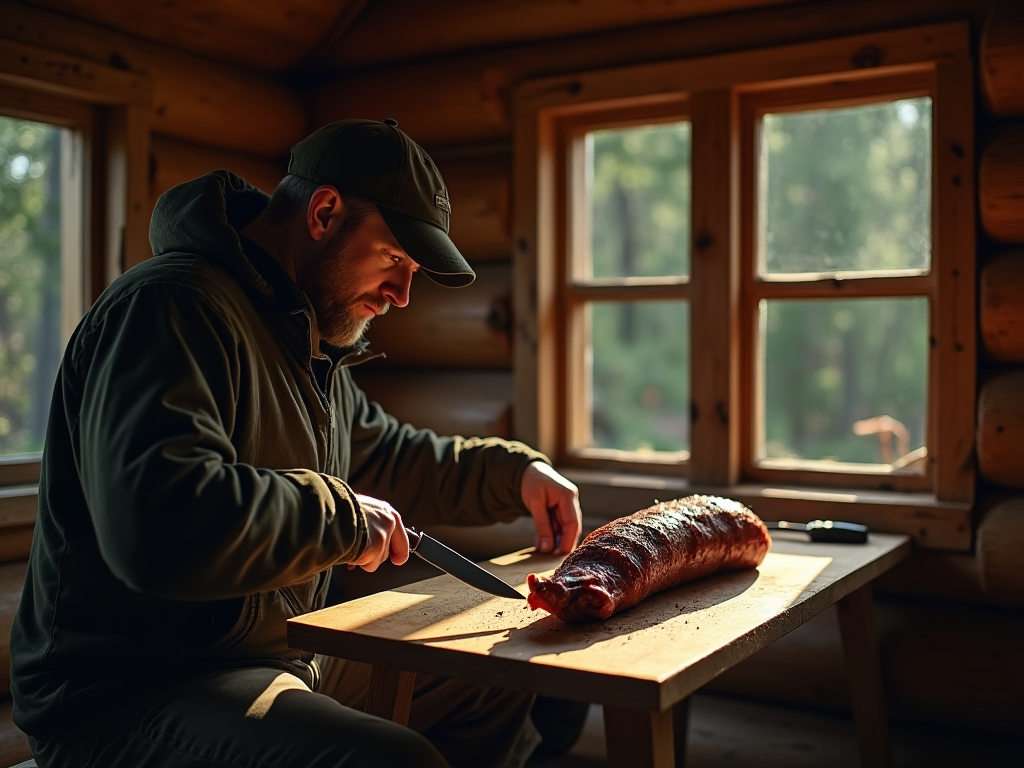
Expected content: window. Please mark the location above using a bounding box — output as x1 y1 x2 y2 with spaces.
0 41 152 526
515 24 975 546
740 76 937 492
562 105 692 469
0 113 86 458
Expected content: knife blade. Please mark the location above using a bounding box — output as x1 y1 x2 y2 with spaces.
407 528 526 600
765 519 869 543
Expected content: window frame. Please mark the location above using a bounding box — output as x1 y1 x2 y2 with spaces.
557 98 693 474
513 22 975 548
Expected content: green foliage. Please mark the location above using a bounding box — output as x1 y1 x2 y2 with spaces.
762 98 931 274
591 301 689 452
763 298 928 463
586 123 692 452
0 116 62 455
589 122 691 279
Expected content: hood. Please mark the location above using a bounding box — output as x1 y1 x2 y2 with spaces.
149 170 275 297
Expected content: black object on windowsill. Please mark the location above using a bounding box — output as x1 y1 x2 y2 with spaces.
764 519 869 544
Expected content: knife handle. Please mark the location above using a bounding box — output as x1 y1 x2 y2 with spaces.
804 520 869 543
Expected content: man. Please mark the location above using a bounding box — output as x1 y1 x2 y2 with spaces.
11 119 583 768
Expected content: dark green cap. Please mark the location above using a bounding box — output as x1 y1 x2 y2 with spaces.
287 118 475 287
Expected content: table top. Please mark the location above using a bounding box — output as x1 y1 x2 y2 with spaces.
288 532 910 712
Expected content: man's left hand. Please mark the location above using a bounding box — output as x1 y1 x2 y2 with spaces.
520 462 583 555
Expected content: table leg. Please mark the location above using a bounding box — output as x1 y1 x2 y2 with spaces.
673 697 691 766
604 706 675 768
364 664 416 726
837 584 892 768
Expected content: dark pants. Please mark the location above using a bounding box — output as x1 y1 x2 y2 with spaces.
31 657 536 768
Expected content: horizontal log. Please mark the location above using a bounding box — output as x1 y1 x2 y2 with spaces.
977 497 1024 607
705 595 1024 735
312 61 511 148
979 124 1024 243
0 697 31 766
873 548 988 604
980 251 1024 361
314 0 993 148
0 0 305 156
981 0 1024 116
352 369 512 439
364 262 512 369
150 136 285 212
0 561 27 699
28 0 348 75
0 459 38 486
435 151 512 262
0 525 33 565
330 0 790 70
977 370 1024 488
0 487 36 528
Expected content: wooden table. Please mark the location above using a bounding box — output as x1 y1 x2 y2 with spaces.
288 532 910 768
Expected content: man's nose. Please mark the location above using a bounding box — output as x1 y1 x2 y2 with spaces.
381 266 414 308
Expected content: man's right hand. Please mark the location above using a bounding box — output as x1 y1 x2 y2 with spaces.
347 494 410 572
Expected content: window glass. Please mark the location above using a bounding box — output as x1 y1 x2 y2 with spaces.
759 97 931 276
586 121 691 279
0 116 67 456
759 297 928 470
589 300 690 454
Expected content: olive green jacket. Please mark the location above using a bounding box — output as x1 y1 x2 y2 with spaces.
11 171 545 736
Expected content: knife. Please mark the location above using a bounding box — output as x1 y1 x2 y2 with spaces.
765 519 869 544
407 528 526 600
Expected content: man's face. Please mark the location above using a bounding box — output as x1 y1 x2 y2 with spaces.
301 205 420 347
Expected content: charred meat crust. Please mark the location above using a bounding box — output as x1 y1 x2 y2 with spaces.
527 495 770 622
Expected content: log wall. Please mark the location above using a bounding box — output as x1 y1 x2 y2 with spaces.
975 1 1024 634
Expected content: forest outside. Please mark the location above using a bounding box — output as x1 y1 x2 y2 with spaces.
0 116 64 457
584 97 931 469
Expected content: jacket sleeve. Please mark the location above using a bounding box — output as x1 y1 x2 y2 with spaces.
342 370 550 527
75 282 368 601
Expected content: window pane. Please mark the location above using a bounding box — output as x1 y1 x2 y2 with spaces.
760 98 931 276
0 117 66 456
586 121 691 279
759 298 928 470
590 300 689 453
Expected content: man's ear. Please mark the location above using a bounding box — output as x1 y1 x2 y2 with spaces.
306 185 346 242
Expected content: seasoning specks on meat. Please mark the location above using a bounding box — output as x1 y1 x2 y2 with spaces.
526 496 770 622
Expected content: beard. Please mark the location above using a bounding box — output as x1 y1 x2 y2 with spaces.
301 224 390 347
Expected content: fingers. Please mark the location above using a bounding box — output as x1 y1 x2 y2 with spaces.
351 494 406 572
521 461 583 555
554 493 583 554
529 504 557 554
389 523 410 567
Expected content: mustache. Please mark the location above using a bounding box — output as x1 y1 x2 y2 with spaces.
362 296 390 316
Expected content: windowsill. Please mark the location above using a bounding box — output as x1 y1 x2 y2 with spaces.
560 467 971 552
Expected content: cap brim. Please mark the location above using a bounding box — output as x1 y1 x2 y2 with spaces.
377 206 476 288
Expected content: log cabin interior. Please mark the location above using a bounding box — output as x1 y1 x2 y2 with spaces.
1 0 1022 765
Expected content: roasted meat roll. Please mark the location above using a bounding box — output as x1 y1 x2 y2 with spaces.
527 495 770 622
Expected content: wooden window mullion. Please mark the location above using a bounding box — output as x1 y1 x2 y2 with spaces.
689 88 740 486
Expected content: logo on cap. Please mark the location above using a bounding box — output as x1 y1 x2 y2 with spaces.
435 194 451 214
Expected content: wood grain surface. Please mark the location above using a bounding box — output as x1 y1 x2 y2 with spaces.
289 532 909 712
